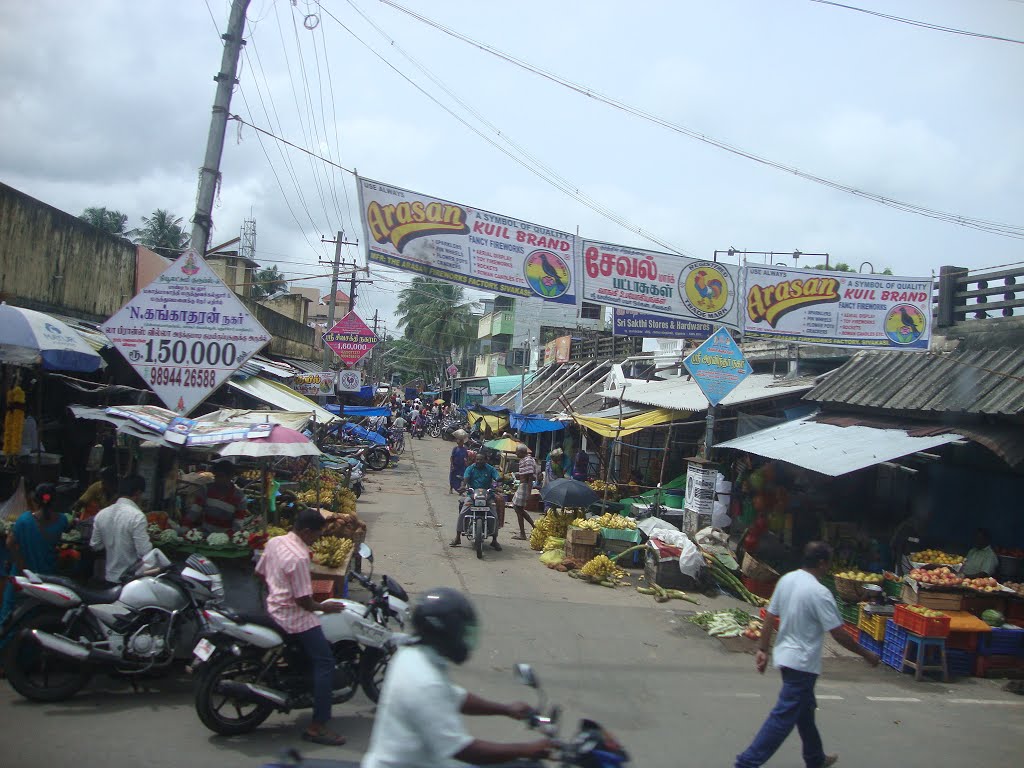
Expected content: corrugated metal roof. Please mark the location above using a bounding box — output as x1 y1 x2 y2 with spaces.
277 357 326 374
227 376 337 424
806 348 1024 415
487 373 537 395
602 374 815 412
715 416 962 476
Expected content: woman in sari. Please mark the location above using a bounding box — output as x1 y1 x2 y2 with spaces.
449 436 469 494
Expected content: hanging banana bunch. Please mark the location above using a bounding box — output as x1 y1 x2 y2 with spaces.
3 384 26 456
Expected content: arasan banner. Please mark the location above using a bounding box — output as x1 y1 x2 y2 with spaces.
358 177 575 304
581 240 741 328
741 266 932 350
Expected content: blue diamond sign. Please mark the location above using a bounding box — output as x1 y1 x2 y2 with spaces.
683 327 752 407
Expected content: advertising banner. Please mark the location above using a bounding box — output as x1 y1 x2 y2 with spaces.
543 335 572 365
291 372 337 397
581 240 741 328
612 309 714 340
741 267 932 350
683 327 752 407
359 177 576 305
335 370 362 393
102 251 271 415
323 312 379 366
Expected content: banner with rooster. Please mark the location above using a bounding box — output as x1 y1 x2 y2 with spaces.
358 177 576 305
742 266 932 350
580 240 741 328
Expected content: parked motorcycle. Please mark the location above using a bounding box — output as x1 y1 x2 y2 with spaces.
2 550 223 702
426 415 442 438
192 545 410 735
461 487 499 559
322 442 389 472
257 663 629 768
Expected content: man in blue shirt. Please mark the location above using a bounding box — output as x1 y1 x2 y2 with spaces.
450 452 501 550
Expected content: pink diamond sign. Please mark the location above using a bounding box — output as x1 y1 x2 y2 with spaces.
323 312 378 366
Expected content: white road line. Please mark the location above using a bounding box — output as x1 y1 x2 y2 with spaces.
866 696 921 702
734 693 762 698
948 698 1024 706
817 695 844 700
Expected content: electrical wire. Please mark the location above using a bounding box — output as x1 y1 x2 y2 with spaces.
809 0 1024 45
377 0 1024 240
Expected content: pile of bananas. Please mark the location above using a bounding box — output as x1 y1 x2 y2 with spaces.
266 525 289 538
530 510 576 550
311 536 354 569
332 487 358 516
580 554 625 581
240 469 262 482
571 518 603 532
543 536 565 552
3 385 26 456
592 512 637 530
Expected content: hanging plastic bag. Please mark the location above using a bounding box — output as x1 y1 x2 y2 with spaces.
0 477 28 522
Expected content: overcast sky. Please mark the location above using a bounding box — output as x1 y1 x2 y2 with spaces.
2 0 1021 337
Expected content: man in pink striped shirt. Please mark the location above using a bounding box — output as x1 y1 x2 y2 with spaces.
256 508 346 746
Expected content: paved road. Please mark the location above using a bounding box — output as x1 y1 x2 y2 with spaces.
2 437 1022 767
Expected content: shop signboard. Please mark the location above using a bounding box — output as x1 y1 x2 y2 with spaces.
581 240 741 328
741 266 933 350
358 177 576 305
102 250 272 415
291 372 337 397
335 370 362 393
683 327 752 407
684 460 717 518
446 364 459 378
543 335 572 365
612 309 714 339
323 312 378 366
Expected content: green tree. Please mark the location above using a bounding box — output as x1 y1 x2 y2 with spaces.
812 262 893 275
131 209 190 259
394 277 477 380
79 206 129 237
251 265 288 299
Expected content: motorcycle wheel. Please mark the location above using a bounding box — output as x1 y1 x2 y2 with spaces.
428 424 441 438
474 519 485 560
194 654 273 735
359 647 392 703
364 447 389 471
4 610 94 702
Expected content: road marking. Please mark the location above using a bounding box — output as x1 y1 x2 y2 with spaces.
734 692 762 698
948 698 1024 706
817 695 844 700
866 696 921 702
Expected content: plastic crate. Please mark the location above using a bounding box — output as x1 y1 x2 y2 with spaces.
883 578 902 599
977 627 1024 657
603 536 642 566
741 575 776 600
946 631 979 652
836 598 860 625
842 622 859 641
974 654 1024 678
882 619 910 671
821 575 836 596
858 630 883 656
894 604 951 638
858 604 889 643
946 648 976 677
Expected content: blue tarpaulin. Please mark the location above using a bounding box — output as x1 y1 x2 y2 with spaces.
472 405 511 415
510 413 565 434
327 422 387 445
327 405 390 417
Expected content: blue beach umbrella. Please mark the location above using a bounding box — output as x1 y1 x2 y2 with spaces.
0 303 103 372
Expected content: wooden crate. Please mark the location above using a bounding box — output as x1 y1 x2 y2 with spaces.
567 527 598 546
565 541 597 564
644 555 689 590
901 583 963 612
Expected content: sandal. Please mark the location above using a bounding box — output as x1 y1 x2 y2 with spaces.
449 539 461 547
490 541 503 551
302 730 347 746
512 533 528 540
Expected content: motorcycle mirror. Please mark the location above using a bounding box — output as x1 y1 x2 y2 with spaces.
358 543 373 562
513 663 538 689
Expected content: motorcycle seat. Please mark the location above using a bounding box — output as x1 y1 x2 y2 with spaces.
38 575 122 605
237 612 285 633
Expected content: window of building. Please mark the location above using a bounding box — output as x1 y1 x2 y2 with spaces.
580 302 601 320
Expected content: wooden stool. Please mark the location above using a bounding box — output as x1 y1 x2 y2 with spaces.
901 635 948 682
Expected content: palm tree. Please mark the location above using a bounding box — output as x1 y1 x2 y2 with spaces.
251 266 288 299
79 206 129 237
131 209 191 259
395 277 478 380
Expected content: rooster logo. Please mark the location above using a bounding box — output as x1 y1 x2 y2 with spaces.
680 262 733 321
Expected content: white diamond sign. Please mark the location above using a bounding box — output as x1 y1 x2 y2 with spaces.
102 250 272 415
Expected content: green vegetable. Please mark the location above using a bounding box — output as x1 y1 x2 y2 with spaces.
981 609 1005 627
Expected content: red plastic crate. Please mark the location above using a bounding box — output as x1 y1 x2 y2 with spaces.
894 604 951 638
742 576 776 600
946 631 979 652
842 622 859 641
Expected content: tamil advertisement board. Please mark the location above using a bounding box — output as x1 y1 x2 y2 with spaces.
581 240 741 328
358 177 576 305
102 251 272 415
291 372 337 397
741 266 933 350
335 370 362 393
683 327 752 407
543 335 572 365
684 460 717 518
612 309 714 340
323 312 379 366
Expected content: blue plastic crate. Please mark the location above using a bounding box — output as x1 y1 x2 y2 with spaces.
946 648 976 677
978 627 1024 657
858 630 883 656
881 620 910 672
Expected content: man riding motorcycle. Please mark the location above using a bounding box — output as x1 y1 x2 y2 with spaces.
362 587 552 767
450 451 501 551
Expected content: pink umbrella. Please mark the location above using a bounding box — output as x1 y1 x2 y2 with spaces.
217 425 321 458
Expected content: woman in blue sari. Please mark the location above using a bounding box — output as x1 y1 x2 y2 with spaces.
449 436 469 494
1 483 68 629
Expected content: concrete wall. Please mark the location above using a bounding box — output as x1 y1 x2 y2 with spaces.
259 293 309 324
241 297 317 359
0 182 136 321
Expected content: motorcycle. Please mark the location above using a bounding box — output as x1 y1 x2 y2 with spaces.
426 415 442 439
322 442 389 472
2 550 224 702
410 419 426 439
461 487 499 559
192 544 411 736
258 663 629 768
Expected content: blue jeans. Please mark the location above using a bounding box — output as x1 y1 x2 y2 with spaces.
293 625 334 725
736 668 825 768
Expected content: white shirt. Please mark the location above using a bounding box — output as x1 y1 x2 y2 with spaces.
90 497 153 583
362 645 473 768
767 569 842 676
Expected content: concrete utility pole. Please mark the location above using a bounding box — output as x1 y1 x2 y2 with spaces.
323 231 345 368
191 0 251 257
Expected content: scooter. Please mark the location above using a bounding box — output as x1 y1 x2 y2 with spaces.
258 663 629 767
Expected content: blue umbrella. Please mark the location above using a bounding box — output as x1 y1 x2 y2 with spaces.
0 303 103 372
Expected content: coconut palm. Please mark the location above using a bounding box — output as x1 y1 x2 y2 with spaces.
395 277 477 379
251 266 289 299
131 209 191 259
79 207 129 237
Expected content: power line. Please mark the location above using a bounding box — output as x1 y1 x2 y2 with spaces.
377 0 1024 240
229 113 355 173
809 0 1024 45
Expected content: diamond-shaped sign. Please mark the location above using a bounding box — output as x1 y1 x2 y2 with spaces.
323 312 378 366
102 250 272 415
683 327 751 407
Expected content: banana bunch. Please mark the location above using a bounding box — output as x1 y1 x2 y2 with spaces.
580 554 624 580
311 536 354 569
571 517 603 532
543 536 565 552
240 469 262 481
592 512 637 530
266 525 289 538
3 385 26 456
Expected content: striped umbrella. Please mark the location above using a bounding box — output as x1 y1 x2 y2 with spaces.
0 303 103 372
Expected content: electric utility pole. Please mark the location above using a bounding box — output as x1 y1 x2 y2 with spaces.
320 231 368 367
191 0 251 257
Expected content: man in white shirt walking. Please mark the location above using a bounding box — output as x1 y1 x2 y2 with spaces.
90 475 153 586
736 542 880 768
